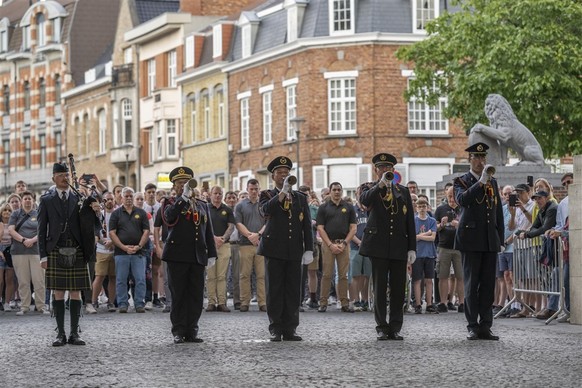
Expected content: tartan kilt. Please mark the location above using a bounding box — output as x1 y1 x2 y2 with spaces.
46 247 91 291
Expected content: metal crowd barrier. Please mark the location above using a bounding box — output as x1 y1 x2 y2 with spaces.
495 236 568 324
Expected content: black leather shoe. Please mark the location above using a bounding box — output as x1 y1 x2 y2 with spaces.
184 335 204 343
68 333 86 346
282 333 302 341
270 333 282 342
52 333 67 347
173 335 185 344
467 329 480 340
377 332 388 341
479 329 499 340
386 332 404 340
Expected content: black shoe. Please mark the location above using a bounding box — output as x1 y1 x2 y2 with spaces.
52 333 67 347
173 335 185 344
184 335 204 343
68 333 86 346
479 329 499 340
377 332 388 341
386 332 403 340
270 332 282 342
467 329 480 340
447 302 457 311
234 303 241 310
457 303 464 313
437 303 448 313
282 332 302 341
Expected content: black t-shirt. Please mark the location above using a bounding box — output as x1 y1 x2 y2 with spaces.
109 206 149 255
316 199 357 240
208 202 235 237
433 202 461 249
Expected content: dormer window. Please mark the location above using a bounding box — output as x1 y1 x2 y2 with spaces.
52 17 61 43
239 12 259 59
185 35 194 68
242 24 251 58
36 13 46 46
22 25 30 50
213 24 222 59
0 18 9 53
413 0 439 32
329 0 355 36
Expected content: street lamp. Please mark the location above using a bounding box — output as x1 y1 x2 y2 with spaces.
122 143 132 187
290 116 305 186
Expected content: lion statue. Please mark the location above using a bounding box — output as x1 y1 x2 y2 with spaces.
468 94 544 166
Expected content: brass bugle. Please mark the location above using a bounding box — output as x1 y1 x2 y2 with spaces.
187 178 198 189
383 171 394 182
284 175 297 186
485 165 496 176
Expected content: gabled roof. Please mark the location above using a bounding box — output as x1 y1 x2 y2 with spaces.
135 0 180 24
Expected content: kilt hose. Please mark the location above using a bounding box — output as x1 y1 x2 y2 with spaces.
46 246 91 291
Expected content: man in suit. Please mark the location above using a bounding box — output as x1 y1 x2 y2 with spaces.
161 166 217 344
359 153 416 340
454 142 504 340
38 162 99 346
258 156 313 341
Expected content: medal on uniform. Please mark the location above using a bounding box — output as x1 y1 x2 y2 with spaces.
403 205 407 215
193 211 199 224
383 191 393 202
299 212 304 222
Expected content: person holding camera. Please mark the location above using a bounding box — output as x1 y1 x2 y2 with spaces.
454 143 504 341
359 153 416 340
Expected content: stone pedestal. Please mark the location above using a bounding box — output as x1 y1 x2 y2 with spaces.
570 156 582 325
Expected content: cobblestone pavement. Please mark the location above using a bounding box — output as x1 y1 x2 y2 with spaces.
1 304 581 387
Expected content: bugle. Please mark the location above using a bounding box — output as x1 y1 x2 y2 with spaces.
187 178 198 190
382 171 394 182
284 175 297 187
485 164 496 177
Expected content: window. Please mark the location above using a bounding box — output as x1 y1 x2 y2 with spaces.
98 109 106 154
0 30 7 53
216 86 225 137
213 24 222 58
24 81 30 111
22 25 30 50
262 91 272 145
54 75 61 104
39 78 46 107
330 0 355 35
185 36 194 68
36 13 46 46
55 131 62 161
24 136 31 169
189 94 197 143
156 122 163 159
242 25 252 58
122 99 132 144
326 73 357 135
124 47 132 64
84 114 89 156
53 17 61 43
39 134 46 168
3 139 9 168
202 90 210 140
286 85 297 140
147 59 156 95
3 85 9 115
240 98 250 149
75 117 81 155
167 50 177 87
414 0 438 32
407 78 448 135
167 119 177 157
147 129 153 164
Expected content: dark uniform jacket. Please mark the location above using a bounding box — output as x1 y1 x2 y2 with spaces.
37 189 99 262
162 196 217 266
358 181 416 260
257 189 313 261
453 171 504 252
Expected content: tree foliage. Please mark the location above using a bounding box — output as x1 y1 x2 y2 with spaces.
396 0 582 158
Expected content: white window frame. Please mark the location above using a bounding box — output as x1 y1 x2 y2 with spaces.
98 109 106 154
404 74 449 135
22 25 30 50
285 84 297 141
122 99 133 144
147 59 156 95
55 131 62 161
329 0 355 36
312 165 329 193
0 29 7 52
84 114 90 157
261 89 272 146
24 136 31 169
52 17 61 43
202 90 210 140
242 24 252 58
213 24 222 58
147 128 154 164
39 134 46 168
287 5 298 42
124 47 132 64
413 0 439 33
112 103 119 147
325 71 358 135
36 13 46 46
185 36 194 67
168 50 177 87
156 121 163 160
216 86 225 138
167 119 177 157
189 95 197 143
239 94 250 150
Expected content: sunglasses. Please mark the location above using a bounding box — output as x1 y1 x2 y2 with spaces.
562 180 572 187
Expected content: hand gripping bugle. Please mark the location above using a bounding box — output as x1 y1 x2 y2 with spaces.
485 165 496 177
283 175 297 188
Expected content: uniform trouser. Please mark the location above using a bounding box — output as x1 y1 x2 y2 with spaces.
462 251 497 331
230 244 240 305
206 243 231 305
320 244 350 307
12 254 46 311
167 260 204 337
371 257 406 334
265 257 301 335
239 245 266 306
